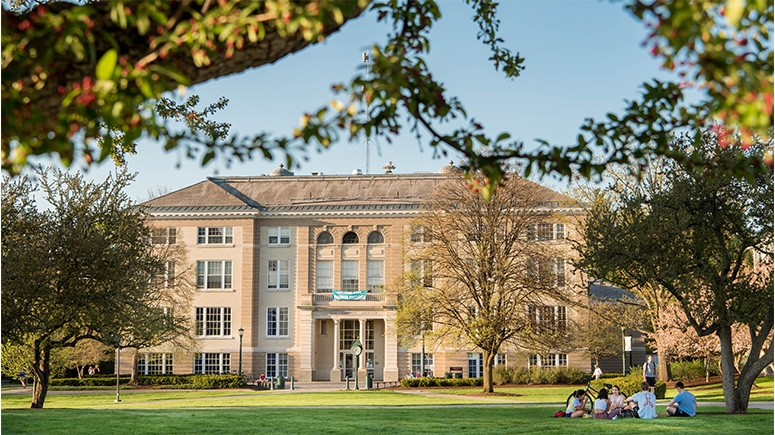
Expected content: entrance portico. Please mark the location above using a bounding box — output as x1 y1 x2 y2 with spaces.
298 311 398 383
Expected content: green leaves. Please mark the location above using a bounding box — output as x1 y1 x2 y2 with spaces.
95 49 117 81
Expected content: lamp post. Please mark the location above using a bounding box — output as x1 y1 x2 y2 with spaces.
238 327 244 376
621 327 626 376
113 333 122 403
624 334 633 372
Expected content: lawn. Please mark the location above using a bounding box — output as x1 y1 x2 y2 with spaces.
2 379 772 434
2 406 772 435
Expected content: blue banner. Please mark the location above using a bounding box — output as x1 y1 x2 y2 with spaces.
332 290 367 300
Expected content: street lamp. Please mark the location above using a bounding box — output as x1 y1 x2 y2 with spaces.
113 333 122 403
624 333 633 373
621 327 626 376
238 327 244 376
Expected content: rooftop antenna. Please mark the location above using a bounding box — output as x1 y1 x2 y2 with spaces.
362 52 371 174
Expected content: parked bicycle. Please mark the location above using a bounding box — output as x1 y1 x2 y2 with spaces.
565 377 613 414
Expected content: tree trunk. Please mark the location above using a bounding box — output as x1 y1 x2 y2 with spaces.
30 341 51 409
718 326 747 413
482 351 495 393
129 348 139 385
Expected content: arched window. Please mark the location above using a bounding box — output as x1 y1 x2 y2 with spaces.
342 231 359 244
367 231 384 244
317 231 333 244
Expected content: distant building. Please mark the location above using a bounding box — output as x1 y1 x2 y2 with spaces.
123 165 589 382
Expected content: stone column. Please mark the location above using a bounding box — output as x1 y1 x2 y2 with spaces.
297 310 314 382
383 316 399 381
358 318 368 382
330 319 341 382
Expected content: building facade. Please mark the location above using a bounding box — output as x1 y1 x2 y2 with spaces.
124 166 588 382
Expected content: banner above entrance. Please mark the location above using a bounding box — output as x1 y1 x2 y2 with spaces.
332 290 367 300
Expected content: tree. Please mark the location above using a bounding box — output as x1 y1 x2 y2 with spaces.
3 1 771 191
395 174 579 393
0 168 192 408
570 172 678 383
576 297 643 367
576 131 773 413
60 339 112 379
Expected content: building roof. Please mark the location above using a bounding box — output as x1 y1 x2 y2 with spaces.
142 172 578 218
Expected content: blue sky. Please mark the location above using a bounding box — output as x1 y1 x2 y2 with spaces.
30 0 671 202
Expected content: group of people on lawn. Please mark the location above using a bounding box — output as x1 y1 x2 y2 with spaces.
565 354 697 419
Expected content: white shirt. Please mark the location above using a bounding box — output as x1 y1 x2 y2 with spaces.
631 391 658 419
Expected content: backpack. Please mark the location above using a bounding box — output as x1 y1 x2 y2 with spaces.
553 411 566 417
620 407 640 418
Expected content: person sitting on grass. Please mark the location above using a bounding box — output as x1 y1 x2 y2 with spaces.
608 385 625 413
566 389 588 418
593 388 620 419
624 382 658 419
666 381 697 417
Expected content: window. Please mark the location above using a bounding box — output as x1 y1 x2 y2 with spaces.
367 231 384 243
528 305 567 334
197 227 233 245
341 260 359 291
268 227 291 246
342 231 359 244
151 228 177 245
494 354 507 366
194 353 230 374
554 258 566 287
267 307 289 337
152 261 176 288
367 260 384 293
317 231 333 244
196 260 232 290
266 353 288 378
528 353 568 368
195 307 232 336
410 226 432 243
267 260 290 290
527 257 566 287
411 260 433 288
137 353 173 375
527 223 565 241
316 260 334 293
411 353 434 377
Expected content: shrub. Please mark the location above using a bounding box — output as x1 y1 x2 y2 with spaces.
400 377 482 388
51 375 130 387
671 359 717 381
590 371 667 399
51 374 246 389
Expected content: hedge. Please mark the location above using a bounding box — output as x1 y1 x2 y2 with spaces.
50 374 246 389
400 377 482 388
493 366 588 385
590 372 667 399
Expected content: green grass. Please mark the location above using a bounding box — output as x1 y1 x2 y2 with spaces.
2 406 772 435
2 379 772 434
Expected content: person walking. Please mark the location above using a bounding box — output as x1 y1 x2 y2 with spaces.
666 381 697 417
642 353 657 394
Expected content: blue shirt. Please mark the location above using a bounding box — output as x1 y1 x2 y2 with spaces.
673 390 697 417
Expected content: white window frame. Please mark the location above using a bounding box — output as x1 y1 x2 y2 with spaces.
268 227 291 246
367 260 384 293
341 260 359 291
316 260 334 293
196 260 233 290
194 353 230 374
153 261 176 288
266 353 288 378
137 353 174 375
266 307 289 337
151 228 177 245
195 307 232 337
527 223 565 242
197 227 233 245
411 260 433 288
267 260 290 290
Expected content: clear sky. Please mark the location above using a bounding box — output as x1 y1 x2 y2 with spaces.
28 0 672 202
